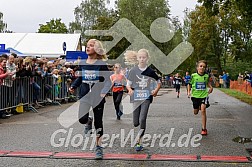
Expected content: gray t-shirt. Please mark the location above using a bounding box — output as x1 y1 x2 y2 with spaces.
127 66 160 102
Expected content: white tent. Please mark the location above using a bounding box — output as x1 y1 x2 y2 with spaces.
0 33 81 57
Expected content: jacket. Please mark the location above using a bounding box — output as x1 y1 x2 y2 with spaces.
0 66 8 85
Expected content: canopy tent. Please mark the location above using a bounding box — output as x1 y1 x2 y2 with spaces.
6 47 25 57
0 33 82 58
0 50 10 55
0 44 10 55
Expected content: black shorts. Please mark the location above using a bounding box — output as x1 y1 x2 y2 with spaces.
191 97 207 109
175 85 180 92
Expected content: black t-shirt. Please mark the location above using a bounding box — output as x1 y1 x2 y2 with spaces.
71 60 111 106
173 77 182 85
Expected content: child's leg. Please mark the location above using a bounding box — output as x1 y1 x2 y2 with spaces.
191 97 200 115
115 91 123 117
200 103 207 130
138 100 151 143
133 102 141 127
193 109 200 115
112 91 119 116
78 102 92 124
93 102 104 146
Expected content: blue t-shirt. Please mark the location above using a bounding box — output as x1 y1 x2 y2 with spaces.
184 75 191 84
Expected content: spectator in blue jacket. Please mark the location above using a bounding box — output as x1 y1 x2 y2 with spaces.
220 71 228 88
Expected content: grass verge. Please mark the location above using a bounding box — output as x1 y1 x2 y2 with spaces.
218 88 252 105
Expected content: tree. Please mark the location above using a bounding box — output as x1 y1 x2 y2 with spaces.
117 0 182 73
69 0 110 39
0 12 7 32
118 0 170 36
188 0 252 78
187 5 223 73
38 18 68 33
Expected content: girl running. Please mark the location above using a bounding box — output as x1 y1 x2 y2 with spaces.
126 49 161 151
187 60 213 135
69 39 111 159
110 63 127 120
173 73 182 98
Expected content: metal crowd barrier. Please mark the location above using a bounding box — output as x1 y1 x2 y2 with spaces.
161 78 173 88
0 75 78 114
0 77 33 112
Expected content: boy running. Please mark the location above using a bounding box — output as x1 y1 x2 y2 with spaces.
187 60 213 135
184 71 191 97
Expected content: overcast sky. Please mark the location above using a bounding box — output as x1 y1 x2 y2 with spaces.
0 0 198 33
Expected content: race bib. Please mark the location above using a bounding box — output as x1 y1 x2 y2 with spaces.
82 70 99 83
133 90 150 101
195 82 206 90
114 82 123 88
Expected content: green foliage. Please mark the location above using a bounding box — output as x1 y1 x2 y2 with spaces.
86 14 121 60
222 58 252 80
187 5 223 73
38 18 68 33
86 0 183 69
70 0 251 77
116 0 185 71
118 0 170 36
186 0 252 77
69 0 110 39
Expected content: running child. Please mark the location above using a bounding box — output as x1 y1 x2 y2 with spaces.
69 39 111 159
110 63 127 120
173 73 182 98
187 60 213 135
126 49 161 151
184 71 191 97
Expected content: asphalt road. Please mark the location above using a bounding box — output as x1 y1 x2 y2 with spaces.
0 88 252 166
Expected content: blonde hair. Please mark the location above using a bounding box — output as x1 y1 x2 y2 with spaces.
88 39 107 61
124 49 150 65
124 50 138 65
52 69 59 74
137 49 150 59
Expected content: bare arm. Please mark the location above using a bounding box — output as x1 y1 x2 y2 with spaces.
187 84 191 96
126 80 134 96
152 80 161 97
208 81 213 94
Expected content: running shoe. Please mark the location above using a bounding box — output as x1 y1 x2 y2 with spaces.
135 143 143 151
84 116 93 135
95 146 103 160
118 110 123 117
201 129 208 135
